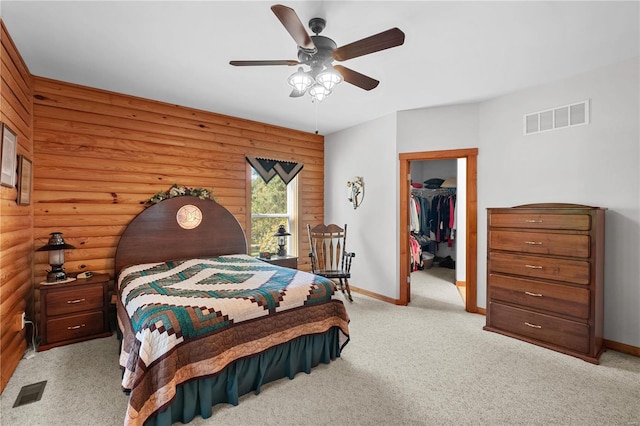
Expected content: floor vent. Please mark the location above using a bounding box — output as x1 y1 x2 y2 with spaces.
524 99 589 135
13 381 47 408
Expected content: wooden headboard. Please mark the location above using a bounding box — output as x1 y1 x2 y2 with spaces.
114 196 247 277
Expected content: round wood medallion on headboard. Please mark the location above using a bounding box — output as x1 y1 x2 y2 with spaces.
176 204 203 229
114 196 247 277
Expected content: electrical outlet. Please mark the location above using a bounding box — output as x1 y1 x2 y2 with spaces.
21 312 26 329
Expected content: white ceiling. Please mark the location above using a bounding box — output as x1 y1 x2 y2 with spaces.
2 1 639 135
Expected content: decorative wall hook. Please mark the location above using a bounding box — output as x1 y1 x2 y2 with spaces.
347 176 364 209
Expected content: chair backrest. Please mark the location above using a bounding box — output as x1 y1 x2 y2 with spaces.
307 223 348 273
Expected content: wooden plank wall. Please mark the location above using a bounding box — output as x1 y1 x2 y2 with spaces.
0 21 34 393
31 77 325 326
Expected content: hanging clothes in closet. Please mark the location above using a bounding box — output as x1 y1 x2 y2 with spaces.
409 194 423 271
410 187 457 254
429 192 457 247
410 194 420 233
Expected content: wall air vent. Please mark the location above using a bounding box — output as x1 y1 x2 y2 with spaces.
523 100 589 135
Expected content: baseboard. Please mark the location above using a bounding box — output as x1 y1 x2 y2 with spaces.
604 339 640 357
350 286 400 305
476 307 486 315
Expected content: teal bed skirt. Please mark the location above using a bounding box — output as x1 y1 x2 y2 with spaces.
145 327 343 426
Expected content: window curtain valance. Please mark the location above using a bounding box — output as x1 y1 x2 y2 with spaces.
246 156 303 185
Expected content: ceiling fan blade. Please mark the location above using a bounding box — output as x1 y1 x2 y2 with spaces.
289 88 306 98
332 28 405 62
230 60 300 66
334 65 379 91
271 4 315 51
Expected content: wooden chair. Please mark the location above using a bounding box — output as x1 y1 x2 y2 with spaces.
307 223 355 302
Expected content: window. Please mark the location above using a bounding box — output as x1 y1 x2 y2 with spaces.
250 168 298 257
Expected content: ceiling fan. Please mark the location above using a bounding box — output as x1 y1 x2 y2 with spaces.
229 4 405 102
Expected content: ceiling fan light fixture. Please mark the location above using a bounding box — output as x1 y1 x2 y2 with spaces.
316 67 342 91
231 5 406 112
287 67 313 93
309 84 331 102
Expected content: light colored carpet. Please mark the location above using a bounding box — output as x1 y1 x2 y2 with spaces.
1 267 639 426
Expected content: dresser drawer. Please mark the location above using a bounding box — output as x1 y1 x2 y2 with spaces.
46 311 105 343
489 274 590 319
490 230 590 258
490 213 591 231
489 251 590 285
489 303 589 353
45 285 104 316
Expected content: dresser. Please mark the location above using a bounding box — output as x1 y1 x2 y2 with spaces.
484 203 605 364
38 273 112 351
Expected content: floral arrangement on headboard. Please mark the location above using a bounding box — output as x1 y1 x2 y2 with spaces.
144 184 215 207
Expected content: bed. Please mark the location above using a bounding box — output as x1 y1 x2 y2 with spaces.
114 196 350 426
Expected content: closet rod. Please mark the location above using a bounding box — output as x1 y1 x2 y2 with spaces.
411 187 456 195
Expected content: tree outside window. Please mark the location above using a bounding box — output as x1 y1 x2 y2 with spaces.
250 169 297 256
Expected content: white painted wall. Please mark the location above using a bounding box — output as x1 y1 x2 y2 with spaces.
397 103 480 153
324 113 399 299
325 57 640 348
410 159 456 184
477 58 640 347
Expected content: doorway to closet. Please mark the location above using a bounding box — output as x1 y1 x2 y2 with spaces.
409 158 462 304
399 148 478 313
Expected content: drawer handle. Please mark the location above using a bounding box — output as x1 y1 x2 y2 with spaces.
524 264 543 269
525 291 543 297
67 324 86 330
524 241 542 245
67 298 86 304
524 322 542 329
525 219 543 223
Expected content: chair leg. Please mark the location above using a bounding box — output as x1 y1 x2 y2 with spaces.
343 278 353 302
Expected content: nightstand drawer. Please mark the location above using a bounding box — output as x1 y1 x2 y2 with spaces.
490 230 590 258
46 311 105 343
45 285 104 316
489 274 590 319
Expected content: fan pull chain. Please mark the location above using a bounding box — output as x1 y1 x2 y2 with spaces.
314 99 319 134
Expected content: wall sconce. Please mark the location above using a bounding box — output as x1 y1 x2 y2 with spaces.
273 224 291 257
37 232 75 282
347 176 364 209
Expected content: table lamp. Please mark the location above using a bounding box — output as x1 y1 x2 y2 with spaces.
273 225 291 257
37 232 75 282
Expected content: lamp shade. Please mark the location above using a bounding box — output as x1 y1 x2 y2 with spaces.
309 84 331 102
288 67 313 93
36 232 76 253
316 67 342 91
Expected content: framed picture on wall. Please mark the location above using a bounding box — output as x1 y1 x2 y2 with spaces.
1 123 18 188
17 155 32 205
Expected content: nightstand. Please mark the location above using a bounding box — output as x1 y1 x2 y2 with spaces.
261 255 298 269
38 273 112 351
